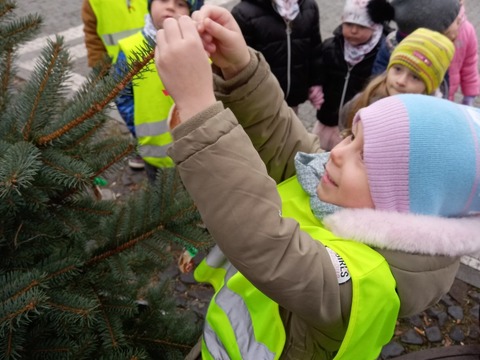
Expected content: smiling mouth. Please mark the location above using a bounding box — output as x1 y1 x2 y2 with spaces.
322 169 338 187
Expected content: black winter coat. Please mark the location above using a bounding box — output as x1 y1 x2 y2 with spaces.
316 26 383 126
231 0 322 107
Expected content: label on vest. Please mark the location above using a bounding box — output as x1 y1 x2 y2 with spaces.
326 247 351 284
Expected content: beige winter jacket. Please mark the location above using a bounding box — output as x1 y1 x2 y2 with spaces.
169 49 476 359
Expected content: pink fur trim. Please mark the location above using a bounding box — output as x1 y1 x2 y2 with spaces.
323 209 480 256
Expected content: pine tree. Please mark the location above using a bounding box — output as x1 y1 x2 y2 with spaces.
0 1 212 358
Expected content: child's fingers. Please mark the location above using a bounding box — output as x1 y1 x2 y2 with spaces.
202 17 233 44
178 15 202 42
162 17 184 43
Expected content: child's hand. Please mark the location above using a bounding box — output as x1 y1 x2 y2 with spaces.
192 5 250 80
308 85 324 110
155 16 216 123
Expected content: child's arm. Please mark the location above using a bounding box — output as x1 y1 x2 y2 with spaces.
157 7 348 332
81 0 107 67
156 6 321 183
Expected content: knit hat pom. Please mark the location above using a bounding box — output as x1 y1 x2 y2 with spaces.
353 94 480 218
367 0 395 24
387 28 455 94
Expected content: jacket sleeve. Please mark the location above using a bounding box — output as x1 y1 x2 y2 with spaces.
169 50 348 334
81 0 107 67
459 21 480 97
113 52 135 136
371 39 390 75
308 2 323 85
213 49 322 184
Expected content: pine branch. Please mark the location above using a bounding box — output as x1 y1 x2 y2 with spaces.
37 49 155 146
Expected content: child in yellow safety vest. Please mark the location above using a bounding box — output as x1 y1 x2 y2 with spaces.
155 6 480 359
82 0 148 67
114 0 203 176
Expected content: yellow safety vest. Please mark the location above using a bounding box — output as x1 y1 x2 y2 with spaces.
89 0 148 64
118 32 175 168
195 176 400 359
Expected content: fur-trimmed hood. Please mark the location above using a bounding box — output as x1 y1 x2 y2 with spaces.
324 209 480 257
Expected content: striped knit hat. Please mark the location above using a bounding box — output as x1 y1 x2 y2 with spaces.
353 94 480 217
387 28 455 94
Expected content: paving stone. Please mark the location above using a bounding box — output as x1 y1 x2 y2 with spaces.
447 305 464 321
400 329 424 345
449 326 465 343
380 341 405 359
425 326 443 343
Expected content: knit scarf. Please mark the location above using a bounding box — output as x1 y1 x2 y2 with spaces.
294 152 343 220
344 24 382 66
272 0 300 21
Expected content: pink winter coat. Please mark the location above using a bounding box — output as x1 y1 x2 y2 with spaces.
448 7 480 101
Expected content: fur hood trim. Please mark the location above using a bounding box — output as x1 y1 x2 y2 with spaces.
323 209 480 257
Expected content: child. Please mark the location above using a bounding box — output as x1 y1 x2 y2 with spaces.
312 0 391 151
154 6 480 359
82 0 148 67
231 0 324 112
114 0 202 175
448 0 480 106
371 0 460 76
339 27 455 131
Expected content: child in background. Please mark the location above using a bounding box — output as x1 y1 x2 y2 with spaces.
82 0 148 67
448 0 480 106
114 0 202 175
371 0 460 78
154 6 480 359
339 28 454 131
231 0 323 113
312 0 391 151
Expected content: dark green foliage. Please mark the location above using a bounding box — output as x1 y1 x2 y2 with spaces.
0 1 213 358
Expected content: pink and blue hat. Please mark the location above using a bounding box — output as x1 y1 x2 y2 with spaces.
353 94 480 217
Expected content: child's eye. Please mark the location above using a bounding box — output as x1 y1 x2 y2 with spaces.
350 133 356 141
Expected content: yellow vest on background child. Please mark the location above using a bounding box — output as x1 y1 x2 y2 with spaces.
118 32 175 168
89 0 148 64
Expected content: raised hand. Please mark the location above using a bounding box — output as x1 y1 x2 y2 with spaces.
192 5 250 79
155 16 216 122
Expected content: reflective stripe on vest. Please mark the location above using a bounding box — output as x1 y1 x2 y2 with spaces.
90 0 147 63
196 175 400 359
196 251 284 360
119 32 174 168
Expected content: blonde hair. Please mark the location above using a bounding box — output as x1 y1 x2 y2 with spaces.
345 73 389 130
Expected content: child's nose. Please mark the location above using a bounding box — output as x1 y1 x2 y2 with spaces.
329 141 346 165
396 73 407 86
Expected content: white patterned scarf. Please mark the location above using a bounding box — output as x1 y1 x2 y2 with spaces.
295 152 343 220
344 24 382 66
272 0 300 21
143 14 158 43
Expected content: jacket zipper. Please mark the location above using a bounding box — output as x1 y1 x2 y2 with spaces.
339 64 353 109
285 20 292 99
